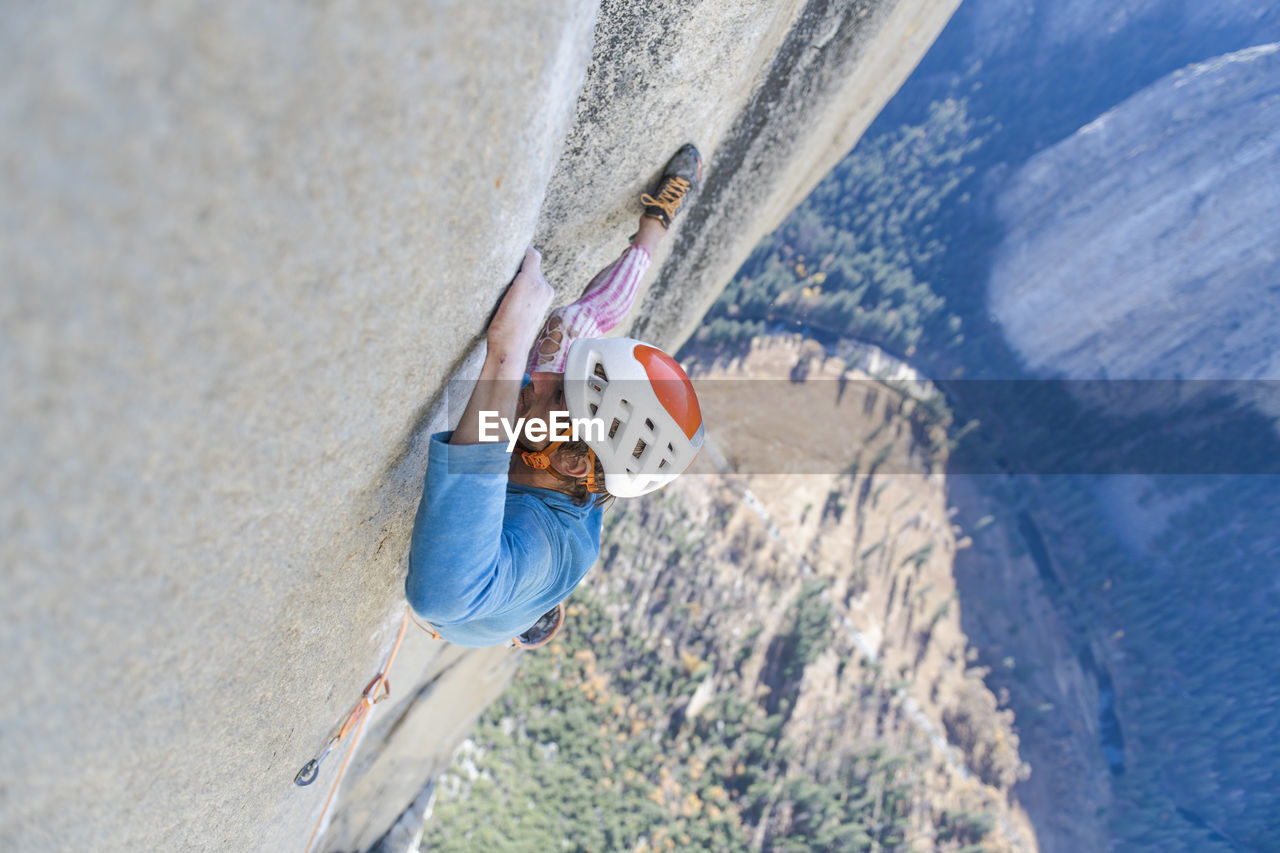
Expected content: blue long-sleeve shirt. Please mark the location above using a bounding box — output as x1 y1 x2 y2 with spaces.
405 431 603 647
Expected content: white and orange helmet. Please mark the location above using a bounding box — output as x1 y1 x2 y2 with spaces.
563 337 705 498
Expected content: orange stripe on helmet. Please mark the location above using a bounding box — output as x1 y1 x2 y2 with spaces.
633 344 702 441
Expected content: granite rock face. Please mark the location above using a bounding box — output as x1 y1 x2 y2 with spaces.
988 43 1280 384
1 3 596 851
0 1 958 850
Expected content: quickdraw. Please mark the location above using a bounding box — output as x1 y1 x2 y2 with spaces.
297 609 414 853
294 672 393 787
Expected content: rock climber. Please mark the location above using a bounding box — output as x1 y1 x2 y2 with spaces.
405 145 707 649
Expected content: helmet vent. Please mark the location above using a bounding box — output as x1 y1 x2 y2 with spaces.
589 403 598 415
608 418 622 439
633 439 647 459
593 362 608 379
644 418 655 431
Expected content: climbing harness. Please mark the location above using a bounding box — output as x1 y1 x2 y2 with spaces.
296 609 414 853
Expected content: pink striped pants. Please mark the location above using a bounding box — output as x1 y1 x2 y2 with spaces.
526 244 651 374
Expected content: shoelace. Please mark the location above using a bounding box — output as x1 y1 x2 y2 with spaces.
640 176 692 222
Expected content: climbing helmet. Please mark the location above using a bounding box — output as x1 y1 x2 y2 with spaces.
563 337 704 498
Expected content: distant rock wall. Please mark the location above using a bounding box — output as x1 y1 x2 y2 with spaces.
961 0 1277 71
989 43 1280 384
0 1 958 850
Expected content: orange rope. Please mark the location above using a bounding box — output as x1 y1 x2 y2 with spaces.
302 609 411 853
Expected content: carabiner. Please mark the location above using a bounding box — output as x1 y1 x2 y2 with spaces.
294 758 319 787
294 735 338 787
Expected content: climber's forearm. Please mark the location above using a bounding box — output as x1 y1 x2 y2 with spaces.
449 349 524 446
451 247 553 446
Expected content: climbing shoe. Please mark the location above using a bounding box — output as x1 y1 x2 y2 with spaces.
513 601 565 650
640 143 703 228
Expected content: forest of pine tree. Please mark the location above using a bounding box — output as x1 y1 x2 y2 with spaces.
419 557 943 852
690 97 982 363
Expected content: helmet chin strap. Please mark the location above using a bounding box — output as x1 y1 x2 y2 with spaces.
584 448 601 493
518 439 562 471
516 440 602 494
